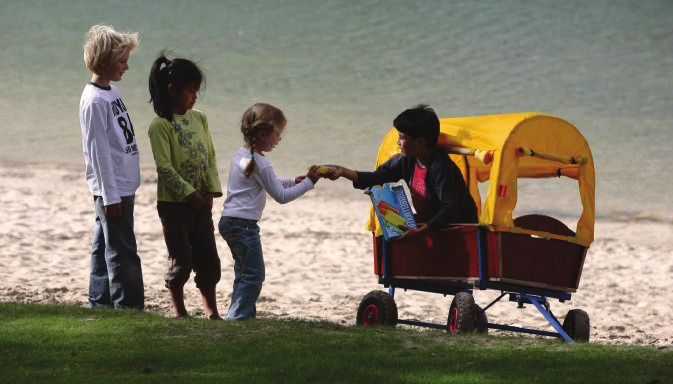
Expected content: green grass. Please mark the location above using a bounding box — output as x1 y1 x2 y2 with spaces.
1 302 671 383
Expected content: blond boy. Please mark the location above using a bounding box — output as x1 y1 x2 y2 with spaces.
79 25 144 309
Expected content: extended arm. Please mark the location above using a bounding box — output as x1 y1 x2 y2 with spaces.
256 166 316 204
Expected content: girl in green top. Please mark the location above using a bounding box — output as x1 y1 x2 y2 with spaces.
148 52 223 319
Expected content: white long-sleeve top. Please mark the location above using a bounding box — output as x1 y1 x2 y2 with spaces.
79 83 140 205
221 146 314 221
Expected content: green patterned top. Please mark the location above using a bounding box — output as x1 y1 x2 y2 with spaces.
148 109 222 202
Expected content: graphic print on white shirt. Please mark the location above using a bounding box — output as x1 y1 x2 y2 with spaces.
110 96 139 156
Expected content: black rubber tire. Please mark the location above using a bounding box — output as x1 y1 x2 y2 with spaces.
472 303 488 334
562 309 590 342
356 290 398 326
447 292 477 333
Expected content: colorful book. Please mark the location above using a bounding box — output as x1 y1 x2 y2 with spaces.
366 182 417 240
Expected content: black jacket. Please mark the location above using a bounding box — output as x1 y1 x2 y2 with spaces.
354 150 478 230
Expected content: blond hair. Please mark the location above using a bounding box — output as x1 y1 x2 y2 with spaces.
241 103 286 177
83 25 138 74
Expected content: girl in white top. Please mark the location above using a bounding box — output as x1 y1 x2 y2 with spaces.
219 103 321 320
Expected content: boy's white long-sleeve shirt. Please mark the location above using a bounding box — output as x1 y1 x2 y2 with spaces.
79 83 140 205
221 146 314 221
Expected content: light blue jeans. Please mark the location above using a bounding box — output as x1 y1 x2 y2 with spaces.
219 216 264 320
89 195 144 310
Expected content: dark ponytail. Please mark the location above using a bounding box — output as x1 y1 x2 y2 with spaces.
148 54 172 120
148 50 205 122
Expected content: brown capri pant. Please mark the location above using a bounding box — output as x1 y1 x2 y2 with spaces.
157 201 221 290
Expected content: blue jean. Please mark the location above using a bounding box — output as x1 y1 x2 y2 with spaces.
89 195 144 309
218 216 264 320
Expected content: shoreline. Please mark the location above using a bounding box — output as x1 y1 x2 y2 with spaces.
1 163 671 347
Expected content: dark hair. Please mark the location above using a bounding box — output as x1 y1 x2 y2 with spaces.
393 104 440 148
240 103 286 177
148 51 205 122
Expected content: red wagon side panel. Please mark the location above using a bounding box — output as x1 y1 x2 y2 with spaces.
484 215 588 292
387 225 480 281
373 216 588 293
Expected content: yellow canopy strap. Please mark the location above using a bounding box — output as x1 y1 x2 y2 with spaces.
519 147 587 165
509 226 581 244
439 145 493 164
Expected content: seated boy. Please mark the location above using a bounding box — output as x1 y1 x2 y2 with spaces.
327 104 478 239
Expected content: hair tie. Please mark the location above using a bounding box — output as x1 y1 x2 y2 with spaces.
249 153 255 158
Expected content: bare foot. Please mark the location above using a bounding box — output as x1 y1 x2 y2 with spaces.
174 312 189 319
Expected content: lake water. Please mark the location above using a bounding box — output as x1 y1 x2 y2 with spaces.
1 0 672 222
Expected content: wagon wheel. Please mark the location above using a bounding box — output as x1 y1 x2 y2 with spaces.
356 290 398 326
472 303 488 334
562 309 590 342
447 292 477 334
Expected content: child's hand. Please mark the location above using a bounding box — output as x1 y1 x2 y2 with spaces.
202 193 214 215
187 191 206 213
104 203 122 218
308 165 339 180
295 175 306 184
397 223 429 240
321 165 349 181
306 165 352 181
306 165 334 179
306 165 321 184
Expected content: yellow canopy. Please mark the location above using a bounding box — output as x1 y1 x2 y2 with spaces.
366 112 595 247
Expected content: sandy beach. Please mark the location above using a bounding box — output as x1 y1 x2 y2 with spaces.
1 163 671 348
